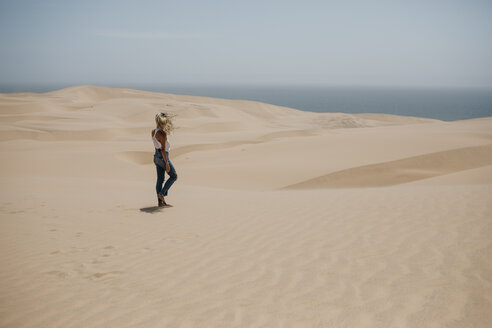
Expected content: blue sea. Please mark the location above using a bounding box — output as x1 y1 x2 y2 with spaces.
2 84 492 121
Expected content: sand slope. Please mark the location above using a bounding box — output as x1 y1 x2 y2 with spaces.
283 144 492 189
1 86 491 327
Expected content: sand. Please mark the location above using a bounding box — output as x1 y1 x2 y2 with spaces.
1 85 491 327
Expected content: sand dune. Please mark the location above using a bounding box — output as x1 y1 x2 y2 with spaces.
118 129 318 166
1 86 491 327
283 144 492 189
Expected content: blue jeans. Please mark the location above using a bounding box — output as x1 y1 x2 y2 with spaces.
154 149 178 197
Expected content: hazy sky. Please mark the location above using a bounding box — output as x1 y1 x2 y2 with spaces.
1 0 491 87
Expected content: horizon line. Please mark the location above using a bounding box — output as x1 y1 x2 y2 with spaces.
2 82 492 93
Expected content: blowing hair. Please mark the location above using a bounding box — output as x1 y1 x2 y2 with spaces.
155 112 175 134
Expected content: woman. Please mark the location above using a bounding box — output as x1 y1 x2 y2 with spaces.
152 112 178 207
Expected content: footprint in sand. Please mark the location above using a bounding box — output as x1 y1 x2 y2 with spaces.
46 270 70 279
88 271 124 280
8 210 25 214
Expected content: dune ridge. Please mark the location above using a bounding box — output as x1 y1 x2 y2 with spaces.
1 85 491 327
283 144 492 189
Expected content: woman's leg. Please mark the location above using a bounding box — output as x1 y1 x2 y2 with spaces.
160 154 178 197
155 163 165 195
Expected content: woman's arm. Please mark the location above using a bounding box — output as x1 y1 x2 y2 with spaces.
157 131 170 172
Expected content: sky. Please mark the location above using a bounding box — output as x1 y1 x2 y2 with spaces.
1 0 492 88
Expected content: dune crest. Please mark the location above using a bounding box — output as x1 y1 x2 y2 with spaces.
283 144 492 189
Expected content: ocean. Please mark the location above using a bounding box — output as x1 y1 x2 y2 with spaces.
2 84 492 121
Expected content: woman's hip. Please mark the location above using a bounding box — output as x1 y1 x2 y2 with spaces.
154 150 170 168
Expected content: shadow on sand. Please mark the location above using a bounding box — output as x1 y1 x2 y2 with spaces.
139 205 173 213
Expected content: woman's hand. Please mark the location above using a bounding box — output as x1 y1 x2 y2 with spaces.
166 162 170 173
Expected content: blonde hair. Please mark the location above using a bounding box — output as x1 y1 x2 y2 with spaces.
155 112 175 134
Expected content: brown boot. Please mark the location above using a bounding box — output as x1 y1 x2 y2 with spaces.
157 195 165 207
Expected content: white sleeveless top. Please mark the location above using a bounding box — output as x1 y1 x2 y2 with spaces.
153 128 170 152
